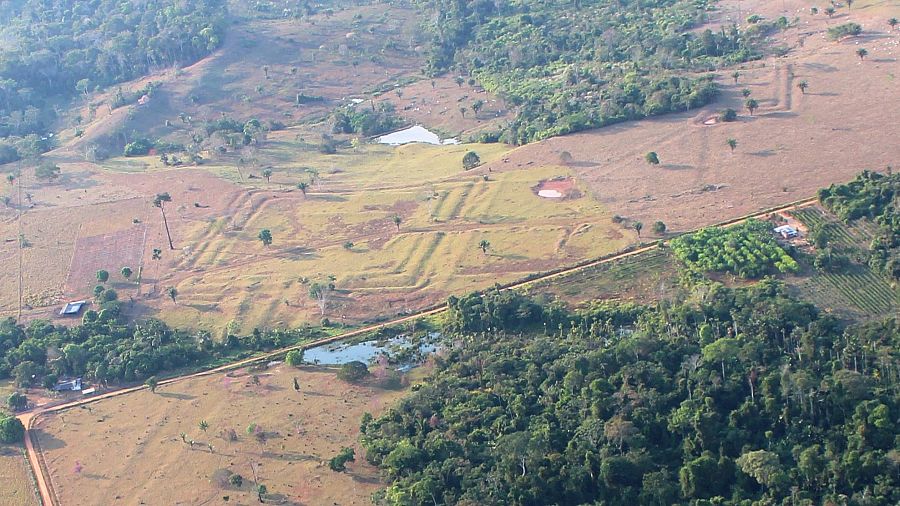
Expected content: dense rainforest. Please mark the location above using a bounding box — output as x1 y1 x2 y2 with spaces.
0 0 226 160
362 284 899 505
421 0 781 143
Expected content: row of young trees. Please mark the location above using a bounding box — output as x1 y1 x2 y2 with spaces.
0 0 226 156
818 170 899 280
421 0 774 144
362 281 899 505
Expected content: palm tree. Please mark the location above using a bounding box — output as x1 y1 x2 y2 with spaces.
153 193 174 250
797 80 809 94
741 88 752 98
889 18 898 31
199 420 209 432
745 98 759 116
459 106 467 118
479 240 490 254
166 286 178 304
633 222 643 238
262 168 272 183
727 138 738 154
392 215 401 232
856 48 868 60
296 181 309 197
731 71 740 84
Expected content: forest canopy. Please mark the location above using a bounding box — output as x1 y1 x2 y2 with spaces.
0 0 226 154
421 0 776 143
362 283 900 505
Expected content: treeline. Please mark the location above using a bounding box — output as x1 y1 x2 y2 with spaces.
362 283 900 505
421 0 774 143
0 0 226 157
0 306 321 390
818 170 899 280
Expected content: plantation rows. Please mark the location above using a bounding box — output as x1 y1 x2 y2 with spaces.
791 207 872 249
813 268 897 315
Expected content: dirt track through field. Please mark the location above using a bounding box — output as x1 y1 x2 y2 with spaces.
18 196 816 506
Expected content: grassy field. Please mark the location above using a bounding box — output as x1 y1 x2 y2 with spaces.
0 443 39 506
111 139 633 334
34 364 413 506
523 246 680 307
789 207 898 319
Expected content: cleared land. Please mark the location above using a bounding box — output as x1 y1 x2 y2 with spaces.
0 0 897 335
33 365 409 506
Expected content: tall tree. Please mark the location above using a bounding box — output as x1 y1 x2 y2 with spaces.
258 229 273 247
296 181 309 196
166 286 178 304
392 215 402 232
153 193 174 250
479 240 490 254
727 138 738 153
633 221 643 237
856 48 868 60
797 80 809 94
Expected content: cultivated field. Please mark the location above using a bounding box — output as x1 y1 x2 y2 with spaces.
0 442 38 506
788 206 898 319
33 364 410 505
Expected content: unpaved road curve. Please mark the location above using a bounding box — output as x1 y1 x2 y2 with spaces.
18 197 817 506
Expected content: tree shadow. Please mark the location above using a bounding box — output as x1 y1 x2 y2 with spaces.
34 429 67 451
311 193 348 202
662 164 694 170
157 391 197 400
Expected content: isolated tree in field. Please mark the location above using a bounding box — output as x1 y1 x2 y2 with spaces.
285 349 304 367
454 76 464 87
856 48 868 60
262 65 269 79
462 151 481 170
296 181 309 196
825 7 835 18
229 474 243 487
645 152 660 165
633 221 643 237
472 99 484 115
720 109 737 122
145 376 158 393
121 267 132 280
652 221 667 235
392 215 402 232
199 420 209 432
741 88 752 98
166 286 178 304
459 106 467 118
727 138 738 153
153 192 174 250
96 270 109 283
343 241 353 250
257 484 267 503
890 18 898 31
479 239 490 254
731 71 740 84
35 161 61 182
152 248 162 261
745 98 759 116
262 168 272 183
845 0 853 10
797 80 809 94
293 377 301 392
258 229 273 247
6 174 14 185
308 278 335 315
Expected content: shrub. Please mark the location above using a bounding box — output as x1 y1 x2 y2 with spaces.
337 361 369 383
719 109 738 122
828 23 862 40
462 151 481 170
285 349 304 367
0 415 25 443
123 138 153 156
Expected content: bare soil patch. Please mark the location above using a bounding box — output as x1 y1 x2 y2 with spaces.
533 177 582 200
65 225 146 295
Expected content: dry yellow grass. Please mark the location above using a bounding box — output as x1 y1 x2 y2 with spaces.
0 443 39 506
34 365 409 506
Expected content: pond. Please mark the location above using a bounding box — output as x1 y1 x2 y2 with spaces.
304 334 439 365
377 125 459 146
